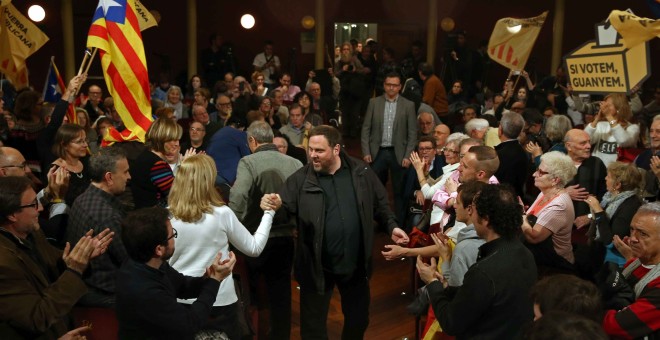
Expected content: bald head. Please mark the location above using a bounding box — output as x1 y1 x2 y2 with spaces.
434 124 450 148
0 147 29 177
564 129 592 163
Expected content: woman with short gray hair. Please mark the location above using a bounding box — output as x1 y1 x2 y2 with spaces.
521 151 577 272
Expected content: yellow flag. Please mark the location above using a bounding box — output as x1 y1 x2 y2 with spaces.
134 0 158 31
0 1 49 88
488 11 548 71
608 10 660 49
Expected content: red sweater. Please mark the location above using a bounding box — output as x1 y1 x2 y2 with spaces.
603 259 660 339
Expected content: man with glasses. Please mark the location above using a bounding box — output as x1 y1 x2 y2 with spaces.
402 136 445 229
181 121 207 153
362 72 418 223
190 104 221 144
116 206 236 339
66 147 131 307
0 146 30 177
213 94 233 127
0 176 113 338
84 84 104 122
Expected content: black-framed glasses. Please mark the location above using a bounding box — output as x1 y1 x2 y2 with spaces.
166 228 178 241
19 197 39 210
1 162 27 170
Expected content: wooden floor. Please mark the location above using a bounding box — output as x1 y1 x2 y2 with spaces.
289 232 417 340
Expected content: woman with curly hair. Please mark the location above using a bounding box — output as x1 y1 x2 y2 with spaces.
168 154 279 340
522 151 577 273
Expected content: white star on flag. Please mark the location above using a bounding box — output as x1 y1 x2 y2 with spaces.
97 0 123 16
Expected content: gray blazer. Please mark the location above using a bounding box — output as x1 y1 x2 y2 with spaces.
361 95 418 164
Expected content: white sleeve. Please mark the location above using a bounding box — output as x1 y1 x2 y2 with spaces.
224 208 274 257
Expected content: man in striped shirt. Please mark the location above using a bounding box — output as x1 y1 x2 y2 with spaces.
603 202 660 339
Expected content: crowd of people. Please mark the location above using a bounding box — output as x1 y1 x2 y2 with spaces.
0 32 659 340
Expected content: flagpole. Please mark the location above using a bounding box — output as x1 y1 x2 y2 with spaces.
77 49 93 76
75 48 97 95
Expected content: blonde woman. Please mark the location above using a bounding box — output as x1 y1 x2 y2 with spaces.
584 93 640 167
168 154 280 339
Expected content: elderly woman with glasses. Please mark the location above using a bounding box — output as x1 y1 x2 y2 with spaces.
167 154 280 340
51 124 91 204
522 151 577 273
129 118 181 209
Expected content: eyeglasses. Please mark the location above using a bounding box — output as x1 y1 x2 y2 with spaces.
536 169 551 176
190 127 205 132
71 139 88 145
1 162 27 170
166 228 178 241
384 83 401 88
442 147 459 154
418 146 434 151
19 197 39 210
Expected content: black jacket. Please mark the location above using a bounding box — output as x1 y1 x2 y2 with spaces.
116 260 220 340
495 139 529 200
567 156 607 217
427 237 537 339
280 151 398 293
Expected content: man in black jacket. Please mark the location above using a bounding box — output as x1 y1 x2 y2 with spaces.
280 125 409 339
494 111 528 201
417 184 537 339
115 207 235 340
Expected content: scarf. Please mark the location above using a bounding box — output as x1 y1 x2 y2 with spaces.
595 190 637 240
622 259 660 298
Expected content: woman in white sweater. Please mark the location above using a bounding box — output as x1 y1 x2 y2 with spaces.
584 93 639 167
167 154 280 339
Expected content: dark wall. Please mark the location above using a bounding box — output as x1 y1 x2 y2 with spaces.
14 0 659 94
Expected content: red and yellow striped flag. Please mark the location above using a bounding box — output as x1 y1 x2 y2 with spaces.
87 0 152 144
488 11 548 72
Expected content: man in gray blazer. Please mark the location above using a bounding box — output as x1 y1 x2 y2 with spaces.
361 72 418 223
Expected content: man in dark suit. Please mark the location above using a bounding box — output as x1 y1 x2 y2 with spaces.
494 112 528 201
361 72 418 223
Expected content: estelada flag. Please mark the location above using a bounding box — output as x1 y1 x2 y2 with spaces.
42 57 77 124
87 0 153 144
488 11 548 72
608 10 660 49
0 0 49 88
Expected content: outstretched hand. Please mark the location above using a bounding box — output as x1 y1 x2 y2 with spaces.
391 227 409 245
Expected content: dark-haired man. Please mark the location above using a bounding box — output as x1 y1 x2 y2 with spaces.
281 125 409 339
417 184 537 338
66 147 131 307
362 72 418 223
0 176 112 338
116 207 236 339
